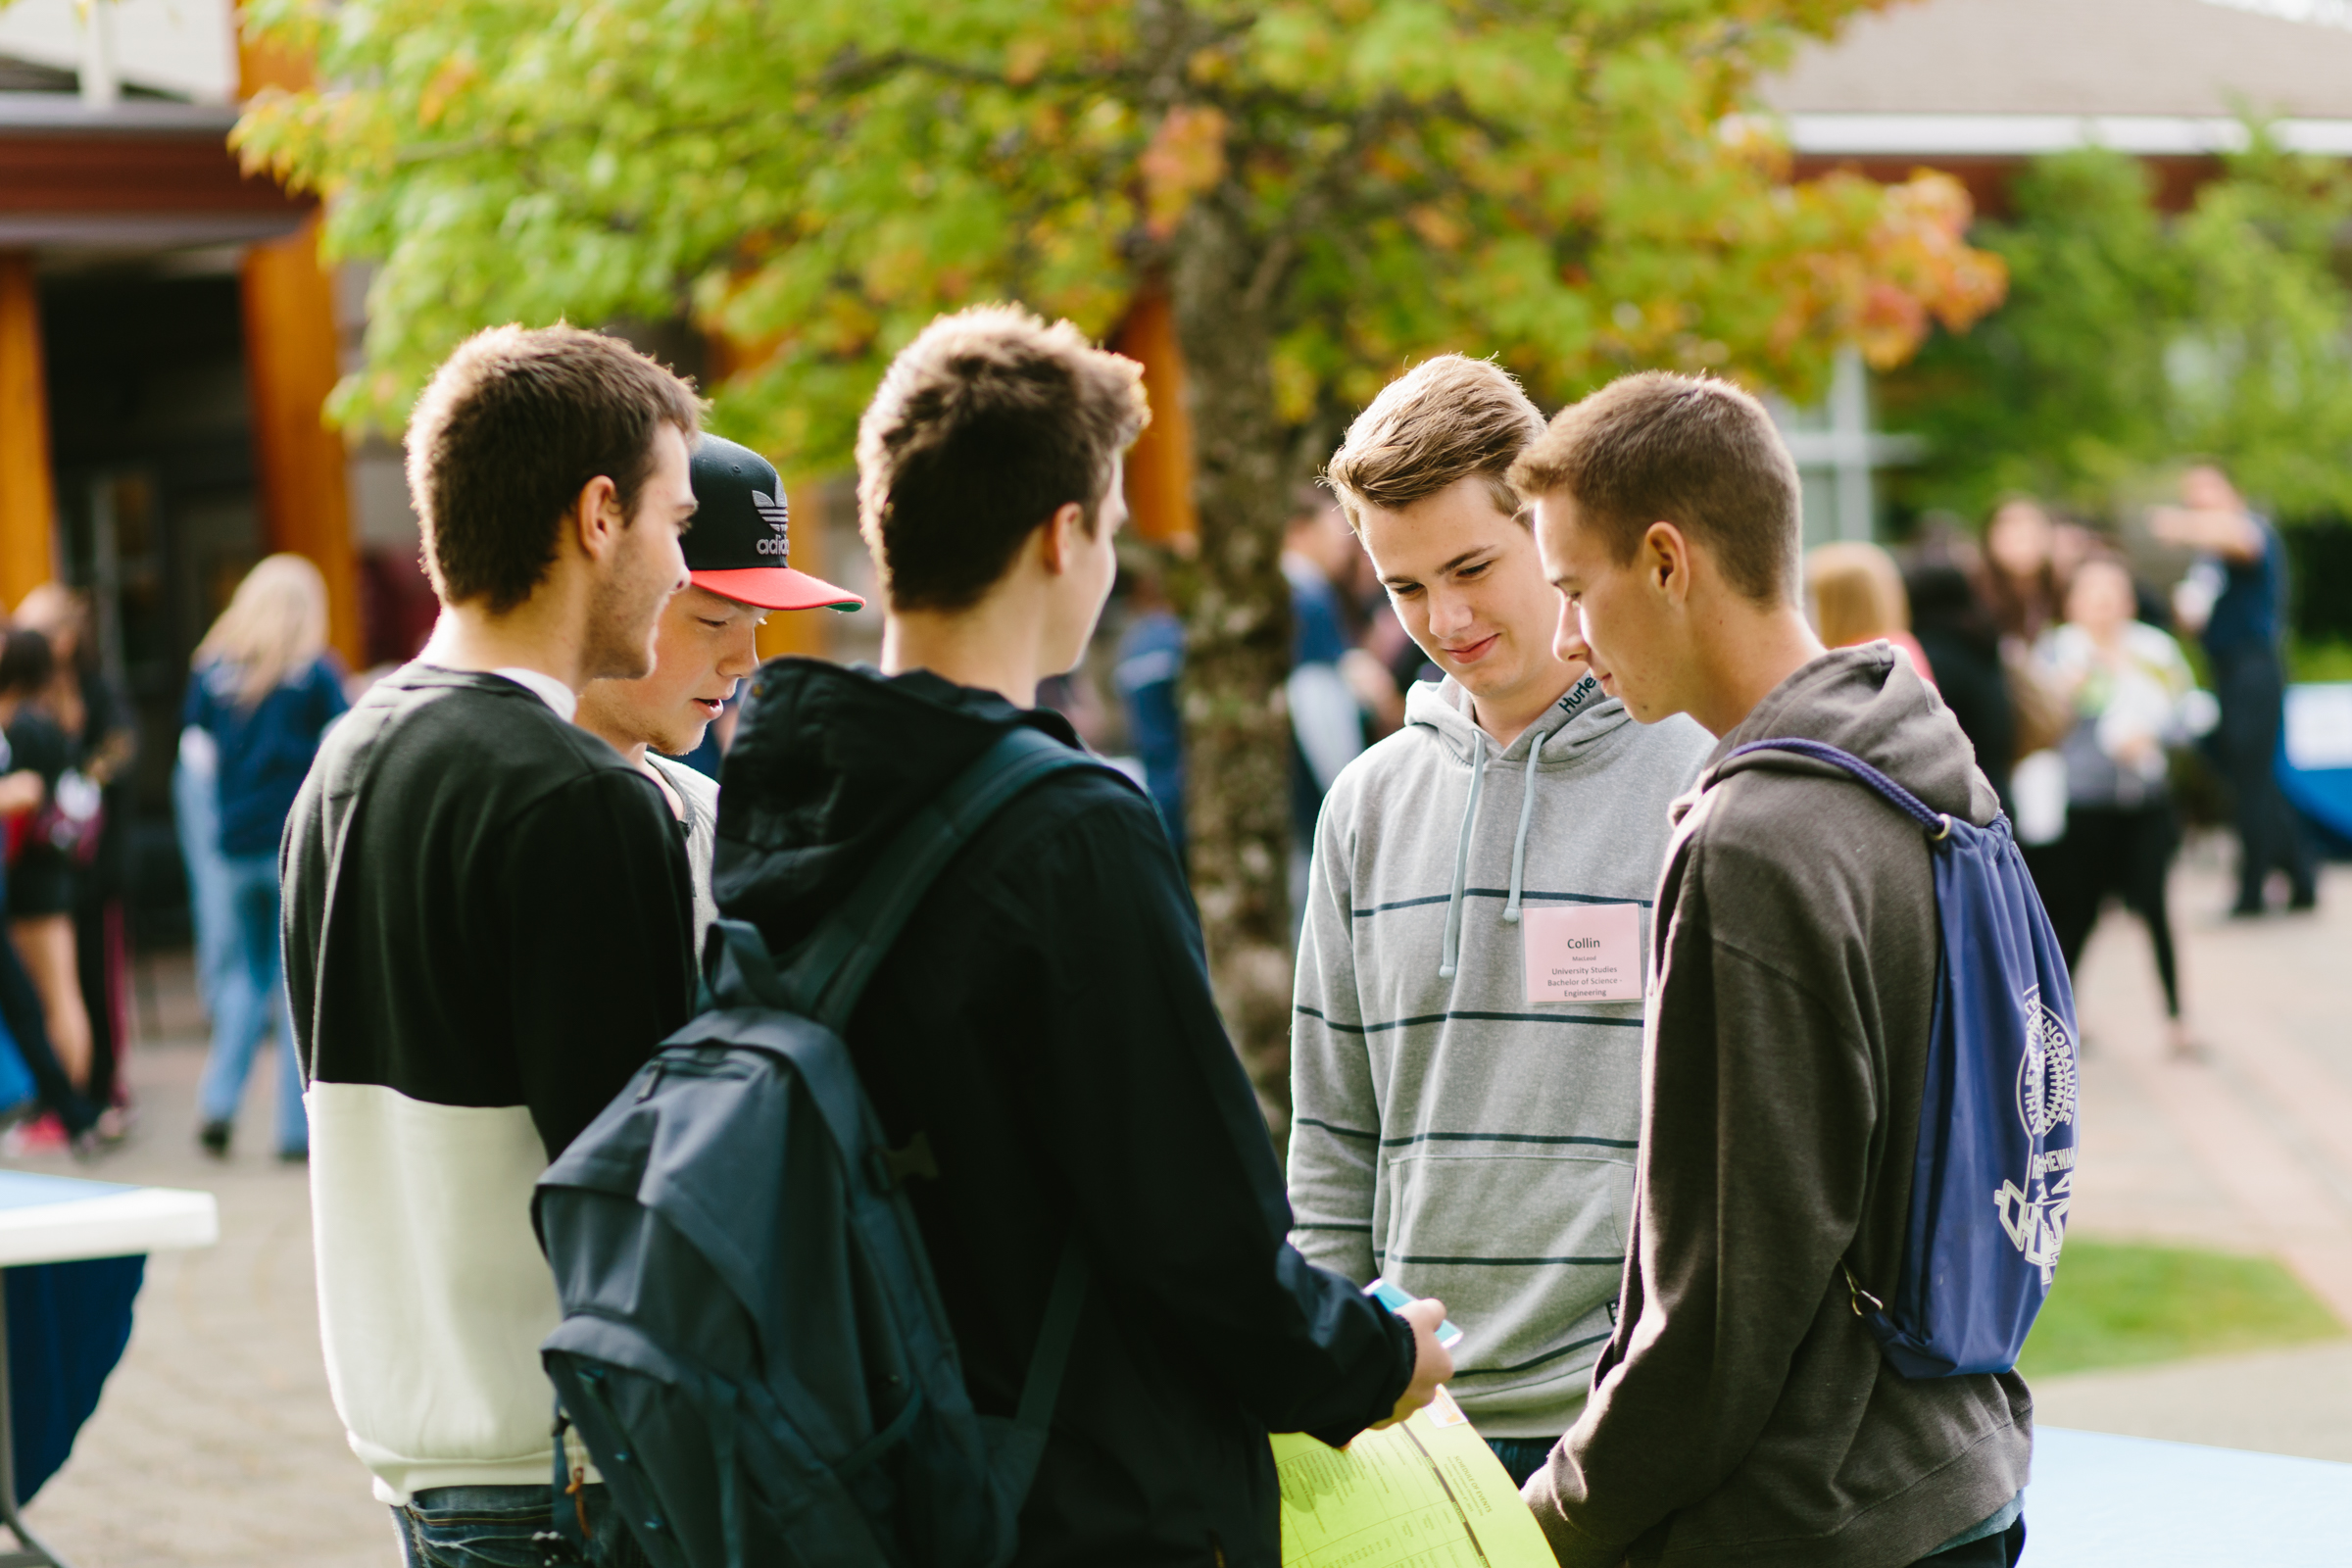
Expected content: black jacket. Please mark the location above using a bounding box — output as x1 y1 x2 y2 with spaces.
717 661 1413 1568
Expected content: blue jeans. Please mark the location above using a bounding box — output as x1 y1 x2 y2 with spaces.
394 1485 651 1568
172 759 239 1030
1487 1436 1560 1489
192 852 306 1153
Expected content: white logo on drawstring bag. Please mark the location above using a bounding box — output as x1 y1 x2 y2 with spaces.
1994 986 2078 1283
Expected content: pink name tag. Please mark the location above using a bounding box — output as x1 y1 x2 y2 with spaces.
1523 903 1642 1004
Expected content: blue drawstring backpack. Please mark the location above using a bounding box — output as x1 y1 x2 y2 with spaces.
1727 739 2080 1378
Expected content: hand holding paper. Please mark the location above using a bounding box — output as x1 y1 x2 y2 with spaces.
1374 1296 1456 1430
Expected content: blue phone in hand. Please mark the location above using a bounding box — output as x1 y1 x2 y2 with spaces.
1366 1277 1464 1348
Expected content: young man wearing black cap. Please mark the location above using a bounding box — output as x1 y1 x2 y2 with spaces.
577 434 861 954
282 324 700 1567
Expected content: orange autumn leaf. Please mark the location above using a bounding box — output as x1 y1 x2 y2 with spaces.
1139 104 1228 240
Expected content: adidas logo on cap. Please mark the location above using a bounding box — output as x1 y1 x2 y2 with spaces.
752 488 790 557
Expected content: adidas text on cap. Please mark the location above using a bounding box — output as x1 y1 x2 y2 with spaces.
684 434 864 612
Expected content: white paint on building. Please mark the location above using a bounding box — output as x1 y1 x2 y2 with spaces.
0 0 236 106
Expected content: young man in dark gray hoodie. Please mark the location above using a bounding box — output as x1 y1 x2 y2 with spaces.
1510 371 2031 1568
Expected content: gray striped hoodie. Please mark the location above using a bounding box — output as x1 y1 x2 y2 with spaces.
1288 673 1711 1438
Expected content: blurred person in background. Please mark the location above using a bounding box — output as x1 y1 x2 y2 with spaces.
2154 464 2318 916
3 626 95 1105
2050 521 2169 630
1903 526 2017 808
1111 557 1188 858
1300 486 1411 741
1117 492 1400 875
1804 541 1933 682
15 585 137 1135
1285 487 1373 840
2047 521 2098 603
173 662 239 1130
0 630 101 1150
1984 496 2063 644
2036 556 2203 1057
183 555 348 1159
1984 500 2075 846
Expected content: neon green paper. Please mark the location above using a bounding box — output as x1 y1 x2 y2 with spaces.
1272 1388 1558 1567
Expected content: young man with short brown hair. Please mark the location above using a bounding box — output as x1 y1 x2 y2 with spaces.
284 324 703 1567
716 304 1449 1566
1293 355 1709 1487
1514 369 2031 1568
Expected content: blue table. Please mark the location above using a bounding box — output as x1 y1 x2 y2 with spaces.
2030 1427 2352 1562
2282 682 2352 855
0 1171 217 1568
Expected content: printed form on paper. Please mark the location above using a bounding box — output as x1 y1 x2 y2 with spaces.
1271 1388 1556 1568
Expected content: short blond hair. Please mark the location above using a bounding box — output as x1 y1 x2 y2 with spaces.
1324 356 1545 528
1805 542 1909 649
1510 370 1800 604
195 554 331 707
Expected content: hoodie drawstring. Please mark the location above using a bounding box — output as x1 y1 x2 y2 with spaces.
1502 741 1542 924
1438 737 1487 980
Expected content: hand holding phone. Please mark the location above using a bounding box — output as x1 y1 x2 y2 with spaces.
1365 1277 1463 1348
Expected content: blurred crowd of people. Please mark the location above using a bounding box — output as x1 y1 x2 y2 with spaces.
1817 464 2317 1058
0 556 358 1162
0 585 138 1152
1107 461 2323 1062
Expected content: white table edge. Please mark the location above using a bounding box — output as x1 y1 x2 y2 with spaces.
0 1187 220 1268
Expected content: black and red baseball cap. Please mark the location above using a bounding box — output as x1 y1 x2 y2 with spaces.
684 434 864 612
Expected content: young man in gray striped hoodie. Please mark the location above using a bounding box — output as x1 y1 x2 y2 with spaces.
1288 356 1712 1485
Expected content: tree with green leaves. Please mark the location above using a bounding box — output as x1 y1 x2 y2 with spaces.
1883 136 2352 524
238 0 2001 1137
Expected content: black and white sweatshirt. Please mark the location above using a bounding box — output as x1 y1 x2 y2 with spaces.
281 665 695 1504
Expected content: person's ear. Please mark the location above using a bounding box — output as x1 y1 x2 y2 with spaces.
1642 520 1691 606
569 475 623 564
1037 502 1086 576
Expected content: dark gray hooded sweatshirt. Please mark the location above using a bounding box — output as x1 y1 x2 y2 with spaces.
1524 646 2033 1567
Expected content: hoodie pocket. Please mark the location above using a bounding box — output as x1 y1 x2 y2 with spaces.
1380 1151 1634 1412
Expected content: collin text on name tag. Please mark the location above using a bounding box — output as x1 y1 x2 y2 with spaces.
1523 903 1642 1004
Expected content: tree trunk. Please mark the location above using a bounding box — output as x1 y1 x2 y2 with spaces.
1167 194 1298 1146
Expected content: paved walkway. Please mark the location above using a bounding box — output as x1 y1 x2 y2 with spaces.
2063 851 2352 1298
10 956 389 1566
2033 844 2352 1457
0 844 2342 1562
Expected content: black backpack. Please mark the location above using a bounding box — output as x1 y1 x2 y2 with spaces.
533 727 1109 1568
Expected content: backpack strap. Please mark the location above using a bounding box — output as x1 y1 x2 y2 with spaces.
773 725 1111 1032
1723 738 1953 841
704 725 1109 1495
985 1234 1089 1503
1728 737 1951 1330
